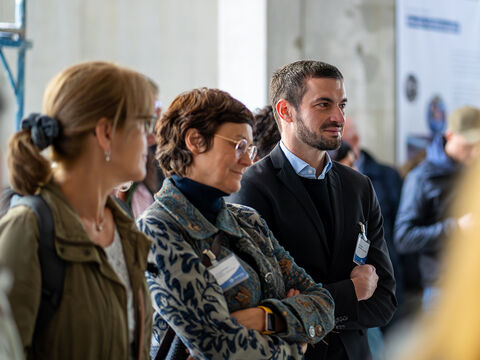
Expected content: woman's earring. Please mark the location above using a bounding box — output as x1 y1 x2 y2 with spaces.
105 150 111 162
118 181 133 192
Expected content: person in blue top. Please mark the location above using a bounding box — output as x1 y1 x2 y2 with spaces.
394 105 480 308
137 87 335 360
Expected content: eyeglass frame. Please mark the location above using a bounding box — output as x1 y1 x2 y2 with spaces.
137 114 158 134
214 134 257 161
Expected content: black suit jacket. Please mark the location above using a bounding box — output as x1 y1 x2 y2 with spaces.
227 145 396 360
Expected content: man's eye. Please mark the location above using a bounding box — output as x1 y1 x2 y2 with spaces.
339 103 347 110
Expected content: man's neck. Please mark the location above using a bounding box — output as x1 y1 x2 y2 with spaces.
281 140 327 177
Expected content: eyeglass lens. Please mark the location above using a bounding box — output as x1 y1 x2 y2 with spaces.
235 139 257 161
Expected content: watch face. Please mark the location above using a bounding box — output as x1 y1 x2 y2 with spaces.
267 313 275 332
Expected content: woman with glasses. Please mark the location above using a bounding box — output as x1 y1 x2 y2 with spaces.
137 88 335 359
0 61 155 359
116 80 165 219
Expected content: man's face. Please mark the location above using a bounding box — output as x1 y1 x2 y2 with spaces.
448 132 480 165
291 77 347 151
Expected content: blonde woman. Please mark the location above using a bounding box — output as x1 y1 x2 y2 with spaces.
0 61 155 359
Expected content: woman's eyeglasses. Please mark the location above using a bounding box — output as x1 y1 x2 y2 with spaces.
214 134 257 161
137 114 158 134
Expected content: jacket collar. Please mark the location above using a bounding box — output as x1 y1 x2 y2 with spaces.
40 182 151 267
279 141 333 179
155 178 244 240
425 135 461 175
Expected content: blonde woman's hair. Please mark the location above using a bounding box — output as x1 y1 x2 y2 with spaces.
394 158 480 360
7 61 155 195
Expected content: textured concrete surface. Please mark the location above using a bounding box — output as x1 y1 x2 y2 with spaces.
0 0 396 186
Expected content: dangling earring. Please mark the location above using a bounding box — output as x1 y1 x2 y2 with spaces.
105 149 111 162
118 181 133 192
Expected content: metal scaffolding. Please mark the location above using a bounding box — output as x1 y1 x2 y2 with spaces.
0 0 32 129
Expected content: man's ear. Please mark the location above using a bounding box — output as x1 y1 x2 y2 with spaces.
94 117 114 152
275 99 294 123
185 128 206 154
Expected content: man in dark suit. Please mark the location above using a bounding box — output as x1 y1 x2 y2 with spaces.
228 60 396 360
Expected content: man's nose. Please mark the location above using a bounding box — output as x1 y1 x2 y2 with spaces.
331 106 346 123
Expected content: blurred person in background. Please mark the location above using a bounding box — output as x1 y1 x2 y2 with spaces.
0 61 155 359
252 105 281 161
394 105 480 309
390 156 480 360
138 87 335 359
328 141 357 168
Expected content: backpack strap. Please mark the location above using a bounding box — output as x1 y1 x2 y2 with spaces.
10 194 64 334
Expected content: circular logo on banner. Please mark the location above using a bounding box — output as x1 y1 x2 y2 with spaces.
405 74 418 102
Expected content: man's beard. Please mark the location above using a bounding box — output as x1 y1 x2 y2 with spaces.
296 112 342 151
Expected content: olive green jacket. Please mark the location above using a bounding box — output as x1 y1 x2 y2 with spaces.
0 183 152 360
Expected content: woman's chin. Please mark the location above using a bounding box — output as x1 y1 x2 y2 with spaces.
215 181 241 195
227 182 242 195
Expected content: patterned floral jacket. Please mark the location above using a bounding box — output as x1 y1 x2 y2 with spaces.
137 178 335 359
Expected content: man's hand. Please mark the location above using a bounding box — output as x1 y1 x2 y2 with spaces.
458 213 474 231
286 288 300 297
230 307 265 331
350 264 378 301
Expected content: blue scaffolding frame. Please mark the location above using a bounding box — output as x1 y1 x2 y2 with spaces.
0 0 32 129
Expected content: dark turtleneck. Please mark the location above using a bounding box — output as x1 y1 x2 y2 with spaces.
171 175 228 225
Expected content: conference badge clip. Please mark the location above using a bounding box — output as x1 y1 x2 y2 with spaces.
203 250 249 292
353 221 370 265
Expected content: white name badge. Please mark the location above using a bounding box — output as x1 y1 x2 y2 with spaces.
207 254 249 292
353 233 370 265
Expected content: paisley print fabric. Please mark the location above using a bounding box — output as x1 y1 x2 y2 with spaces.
138 178 335 359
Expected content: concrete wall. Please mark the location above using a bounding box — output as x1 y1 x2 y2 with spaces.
0 0 218 185
267 0 396 164
0 0 396 186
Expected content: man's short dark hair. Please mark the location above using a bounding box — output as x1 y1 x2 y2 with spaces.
269 60 343 130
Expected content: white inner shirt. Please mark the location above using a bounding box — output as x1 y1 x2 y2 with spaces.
104 226 135 344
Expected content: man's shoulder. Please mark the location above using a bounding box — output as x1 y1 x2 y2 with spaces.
404 159 434 182
242 155 277 183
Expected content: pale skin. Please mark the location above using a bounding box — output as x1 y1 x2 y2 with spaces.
445 130 478 231
183 124 307 356
53 117 148 248
275 77 378 301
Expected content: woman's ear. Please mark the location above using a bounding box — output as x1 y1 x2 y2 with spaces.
185 128 206 154
94 117 114 152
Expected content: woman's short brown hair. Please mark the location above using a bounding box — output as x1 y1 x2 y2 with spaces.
156 88 254 177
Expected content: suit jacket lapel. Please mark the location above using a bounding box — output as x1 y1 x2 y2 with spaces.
270 145 331 258
327 163 346 270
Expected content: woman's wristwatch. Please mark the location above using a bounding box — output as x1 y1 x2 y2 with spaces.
258 305 276 334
